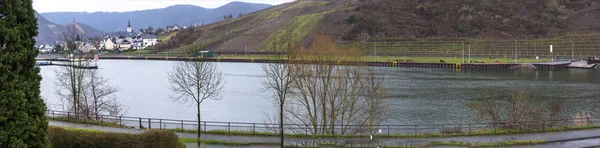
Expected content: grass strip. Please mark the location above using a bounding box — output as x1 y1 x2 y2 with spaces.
50 118 600 139
49 116 127 128
179 138 278 146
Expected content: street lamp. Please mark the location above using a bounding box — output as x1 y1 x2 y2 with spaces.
468 45 471 63
373 38 377 61
462 39 465 63
570 39 574 61
514 39 518 63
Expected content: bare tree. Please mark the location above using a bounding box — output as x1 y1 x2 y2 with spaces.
55 24 93 117
261 29 299 147
55 24 125 120
86 70 121 119
168 60 224 147
468 89 563 129
284 34 389 136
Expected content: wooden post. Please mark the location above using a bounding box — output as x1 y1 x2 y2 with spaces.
139 118 142 129
414 125 418 136
468 124 471 135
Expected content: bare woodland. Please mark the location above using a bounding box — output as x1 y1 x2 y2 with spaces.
468 89 563 129
54 24 125 119
263 34 389 137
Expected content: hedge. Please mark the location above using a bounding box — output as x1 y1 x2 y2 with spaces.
48 127 185 148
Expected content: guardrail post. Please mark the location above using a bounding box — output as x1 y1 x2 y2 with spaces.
67 112 70 121
493 123 497 134
252 123 256 135
159 119 162 130
565 119 569 130
203 122 207 133
387 125 390 136
519 122 523 132
181 121 184 132
543 121 546 132
414 125 417 136
468 124 471 135
228 122 231 135
306 125 308 136
119 116 122 127
148 119 152 130
52 111 54 118
139 118 142 129
100 115 103 124
441 125 445 136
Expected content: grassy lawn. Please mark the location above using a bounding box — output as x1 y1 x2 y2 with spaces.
179 138 278 146
159 32 178 42
160 123 600 139
49 116 128 128
427 139 546 147
106 51 558 64
374 56 549 63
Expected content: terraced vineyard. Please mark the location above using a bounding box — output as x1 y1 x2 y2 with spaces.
343 34 600 60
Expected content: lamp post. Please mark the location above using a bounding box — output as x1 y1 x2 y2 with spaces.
462 40 465 63
570 39 574 61
373 38 377 61
514 39 518 63
468 45 471 63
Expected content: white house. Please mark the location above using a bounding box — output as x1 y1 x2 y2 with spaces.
142 34 158 48
38 44 53 53
167 25 180 32
103 38 116 50
132 36 144 50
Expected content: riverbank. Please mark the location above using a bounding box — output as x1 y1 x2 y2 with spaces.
37 54 588 70
49 120 600 147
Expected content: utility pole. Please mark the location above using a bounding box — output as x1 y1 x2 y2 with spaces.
570 39 574 61
374 38 377 61
514 39 518 63
462 40 465 63
468 45 471 63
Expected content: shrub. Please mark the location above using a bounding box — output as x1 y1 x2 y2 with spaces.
346 15 357 24
48 127 185 148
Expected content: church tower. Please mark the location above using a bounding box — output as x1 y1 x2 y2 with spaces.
127 20 132 33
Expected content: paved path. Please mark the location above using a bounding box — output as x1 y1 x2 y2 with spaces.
50 120 600 147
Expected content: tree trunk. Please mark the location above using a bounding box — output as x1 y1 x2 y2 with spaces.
280 103 284 147
197 104 201 148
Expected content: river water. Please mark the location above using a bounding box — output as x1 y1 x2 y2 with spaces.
40 60 600 125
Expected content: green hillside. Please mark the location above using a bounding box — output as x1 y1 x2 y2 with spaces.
152 0 600 56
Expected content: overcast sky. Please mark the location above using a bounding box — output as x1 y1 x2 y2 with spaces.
33 0 295 13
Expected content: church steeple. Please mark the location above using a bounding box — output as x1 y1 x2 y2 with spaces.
126 20 132 33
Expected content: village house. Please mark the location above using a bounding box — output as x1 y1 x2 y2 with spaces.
101 20 161 51
166 24 180 32
38 44 53 53
141 34 157 47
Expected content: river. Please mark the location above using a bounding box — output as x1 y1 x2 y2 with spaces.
40 60 600 125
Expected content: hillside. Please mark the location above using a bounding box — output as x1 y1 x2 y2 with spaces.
35 11 103 46
156 0 600 54
40 2 272 32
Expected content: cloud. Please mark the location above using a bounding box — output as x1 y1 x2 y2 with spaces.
33 0 294 13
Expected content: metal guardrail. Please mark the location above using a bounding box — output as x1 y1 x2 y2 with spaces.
46 110 599 137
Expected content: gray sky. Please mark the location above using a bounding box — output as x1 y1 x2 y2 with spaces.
33 0 294 13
